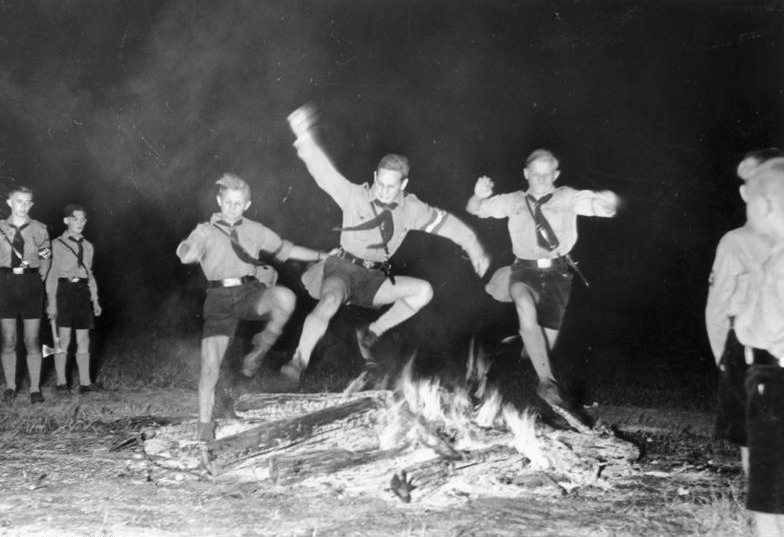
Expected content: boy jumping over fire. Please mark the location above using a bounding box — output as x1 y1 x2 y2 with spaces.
277 104 490 383
466 149 618 412
177 174 328 442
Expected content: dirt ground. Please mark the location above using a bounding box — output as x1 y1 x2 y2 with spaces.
0 387 749 537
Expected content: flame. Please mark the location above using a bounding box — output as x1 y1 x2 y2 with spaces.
503 404 549 470
474 387 502 428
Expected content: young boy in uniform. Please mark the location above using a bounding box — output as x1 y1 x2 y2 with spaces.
706 149 782 475
45 204 102 394
0 186 51 404
466 150 618 412
733 155 784 537
177 173 328 441
278 104 489 383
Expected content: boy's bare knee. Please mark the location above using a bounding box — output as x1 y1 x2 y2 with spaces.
272 286 297 314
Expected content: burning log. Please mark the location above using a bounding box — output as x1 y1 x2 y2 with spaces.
269 448 403 485
203 395 385 475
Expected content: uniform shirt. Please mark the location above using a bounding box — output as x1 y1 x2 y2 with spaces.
735 241 784 360
179 213 294 281
293 133 483 262
468 187 608 260
45 231 99 305
705 225 770 361
0 216 50 275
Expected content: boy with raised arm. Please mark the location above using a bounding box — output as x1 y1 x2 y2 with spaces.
277 104 489 383
466 149 617 411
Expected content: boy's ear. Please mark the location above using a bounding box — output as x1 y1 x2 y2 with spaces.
401 178 409 191
740 184 749 202
244 200 251 211
63 217 69 226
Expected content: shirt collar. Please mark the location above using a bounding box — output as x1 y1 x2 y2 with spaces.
210 213 243 227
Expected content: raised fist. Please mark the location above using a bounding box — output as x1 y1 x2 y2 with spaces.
474 176 494 199
287 103 318 139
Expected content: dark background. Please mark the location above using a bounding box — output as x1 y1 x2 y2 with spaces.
1 1 782 398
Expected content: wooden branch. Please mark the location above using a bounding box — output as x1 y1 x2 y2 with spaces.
203 396 384 475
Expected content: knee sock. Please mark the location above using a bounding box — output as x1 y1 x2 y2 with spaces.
1 352 16 390
369 300 417 337
26 352 42 392
76 353 91 386
54 352 68 385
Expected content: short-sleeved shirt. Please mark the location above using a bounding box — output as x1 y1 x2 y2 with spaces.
0 217 50 274
469 187 597 260
46 231 99 306
293 135 460 262
735 242 784 359
180 214 293 281
705 226 770 360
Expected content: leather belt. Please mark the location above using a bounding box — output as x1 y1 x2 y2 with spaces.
513 257 568 270
0 266 37 275
59 277 87 284
208 275 256 288
337 249 387 271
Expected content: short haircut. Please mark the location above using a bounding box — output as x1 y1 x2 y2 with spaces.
63 204 86 218
215 173 250 199
525 149 559 170
738 148 784 180
377 154 410 178
7 185 33 199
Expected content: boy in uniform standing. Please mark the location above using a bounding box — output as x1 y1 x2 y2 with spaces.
45 204 102 394
466 150 618 412
706 149 782 474
278 104 489 382
733 155 784 537
0 186 51 404
178 174 328 442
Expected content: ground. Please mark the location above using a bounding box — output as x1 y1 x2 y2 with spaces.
0 387 752 537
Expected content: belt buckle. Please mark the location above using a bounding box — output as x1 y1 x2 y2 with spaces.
362 260 374 269
69 277 80 283
12 267 24 275
223 278 242 287
536 258 552 269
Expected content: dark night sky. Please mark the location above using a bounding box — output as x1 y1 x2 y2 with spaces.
0 1 782 375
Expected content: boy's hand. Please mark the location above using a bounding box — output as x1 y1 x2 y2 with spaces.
93 302 102 317
287 103 317 139
474 176 494 199
593 190 620 217
46 305 56 320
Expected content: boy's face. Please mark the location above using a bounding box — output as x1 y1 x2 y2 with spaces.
524 158 560 197
6 191 33 218
217 189 250 224
373 168 407 204
65 210 87 236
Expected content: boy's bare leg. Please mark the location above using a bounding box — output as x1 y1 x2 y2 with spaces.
287 278 347 375
366 276 434 338
510 282 555 381
75 329 91 386
752 512 784 537
55 327 72 386
1 319 17 393
241 286 296 377
23 319 42 395
199 335 231 436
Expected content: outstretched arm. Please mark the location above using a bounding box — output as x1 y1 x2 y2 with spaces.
418 207 490 277
287 244 335 263
288 104 353 207
466 175 495 216
573 190 619 217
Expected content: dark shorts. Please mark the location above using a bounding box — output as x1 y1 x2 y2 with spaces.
715 329 748 446
56 279 94 330
746 361 784 514
509 260 573 330
323 256 387 308
202 280 268 338
0 270 44 320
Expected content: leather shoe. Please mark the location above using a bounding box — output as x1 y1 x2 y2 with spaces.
30 391 45 404
3 388 17 403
